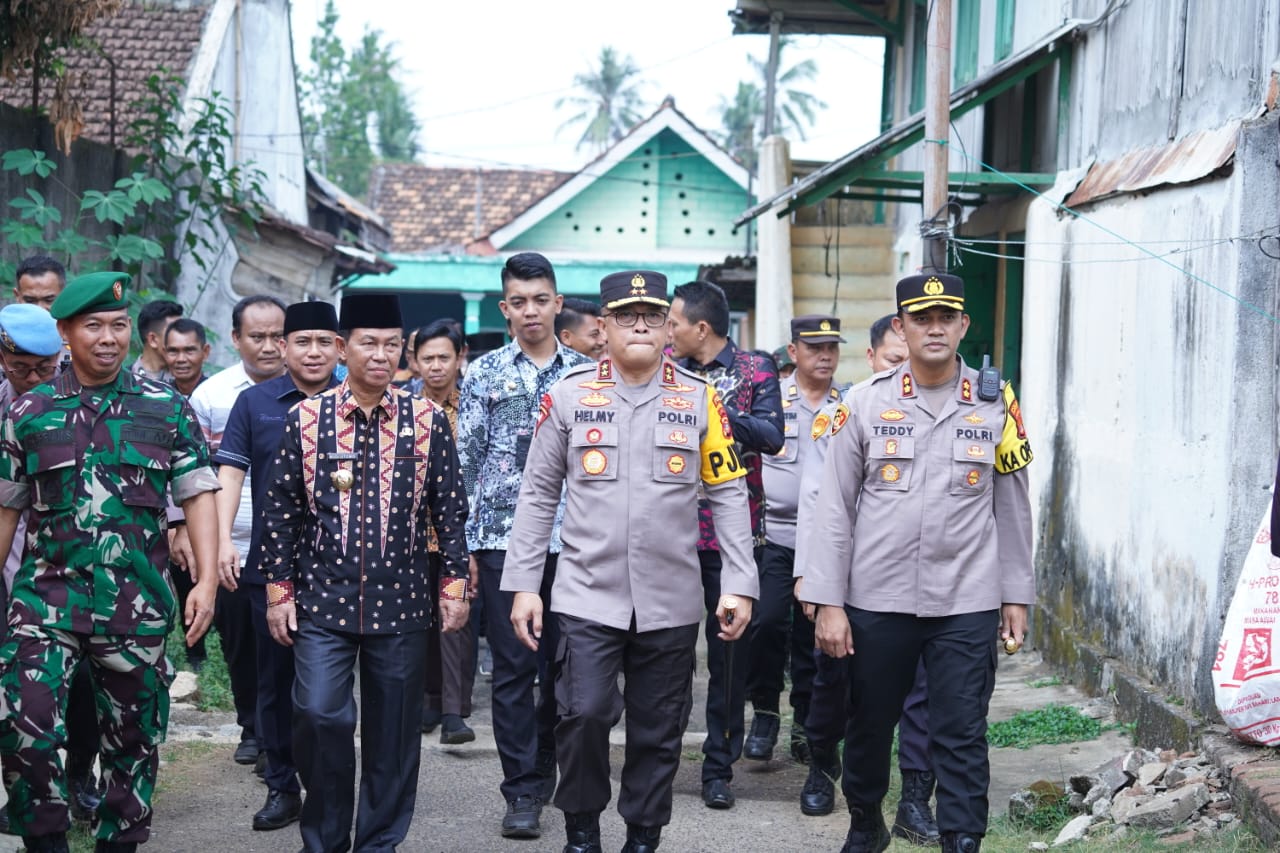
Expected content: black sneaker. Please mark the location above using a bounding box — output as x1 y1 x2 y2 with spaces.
440 714 476 745
501 794 542 839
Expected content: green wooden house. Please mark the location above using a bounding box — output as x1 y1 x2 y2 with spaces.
356 99 754 340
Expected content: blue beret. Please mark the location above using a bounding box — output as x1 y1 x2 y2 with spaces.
0 304 63 357
50 271 130 320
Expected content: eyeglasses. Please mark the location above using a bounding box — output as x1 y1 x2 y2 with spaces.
1 360 58 379
609 310 668 328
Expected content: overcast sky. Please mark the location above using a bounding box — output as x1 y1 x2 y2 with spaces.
289 0 885 173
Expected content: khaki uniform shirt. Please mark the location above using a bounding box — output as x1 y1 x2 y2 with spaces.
762 378 841 550
502 359 759 632
802 359 1035 616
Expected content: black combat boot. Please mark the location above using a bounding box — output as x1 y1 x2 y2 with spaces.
22 833 69 853
892 768 940 845
839 803 889 853
941 831 982 853
799 743 840 816
620 822 661 853
65 753 101 822
742 711 780 761
562 811 602 853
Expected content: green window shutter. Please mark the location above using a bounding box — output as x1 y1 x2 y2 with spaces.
995 0 1016 61
954 0 981 85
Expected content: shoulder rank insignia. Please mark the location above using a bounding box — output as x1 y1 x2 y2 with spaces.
662 361 675 385
830 404 850 435
786 384 798 398
662 396 695 411
579 391 612 408
782 398 793 409
960 378 973 402
901 373 915 398
811 412 831 439
596 359 613 381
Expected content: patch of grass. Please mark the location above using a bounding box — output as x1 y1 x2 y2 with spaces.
988 704 1102 749
1027 675 1063 688
982 818 1268 852
165 620 234 712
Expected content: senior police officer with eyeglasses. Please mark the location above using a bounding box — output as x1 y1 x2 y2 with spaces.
802 273 1034 853
504 270 758 853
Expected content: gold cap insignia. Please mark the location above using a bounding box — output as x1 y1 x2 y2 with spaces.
631 274 647 295
112 280 124 300
923 277 944 296
819 320 831 331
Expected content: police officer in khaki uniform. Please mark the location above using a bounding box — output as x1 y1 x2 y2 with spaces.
504 270 758 853
803 273 1034 853
746 314 843 763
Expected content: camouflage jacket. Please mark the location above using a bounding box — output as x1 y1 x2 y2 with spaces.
0 370 219 636
258 381 469 634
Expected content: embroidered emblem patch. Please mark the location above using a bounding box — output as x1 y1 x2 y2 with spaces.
712 394 732 438
880 409 906 421
579 392 612 408
961 378 973 402
667 454 686 475
582 449 608 475
663 396 695 411
881 463 901 483
831 404 850 435
662 362 675 384
597 360 613 381
923 277 944 296
662 382 696 393
578 379 616 390
1009 397 1027 439
966 469 981 486
112 280 124 300
536 394 552 432
963 413 985 424
901 373 914 398
884 438 898 455
966 444 985 459
586 428 603 444
811 413 831 439
668 430 689 445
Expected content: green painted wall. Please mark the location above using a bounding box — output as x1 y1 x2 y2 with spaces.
507 129 750 254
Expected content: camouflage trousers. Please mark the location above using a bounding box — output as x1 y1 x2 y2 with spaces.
0 624 172 842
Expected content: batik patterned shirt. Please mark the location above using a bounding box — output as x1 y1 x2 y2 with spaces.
258 381 468 634
457 341 590 553
0 370 219 636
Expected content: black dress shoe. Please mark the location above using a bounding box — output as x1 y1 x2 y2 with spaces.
440 714 475 745
68 774 102 822
621 822 661 853
501 794 542 839
743 712 779 761
701 778 734 810
253 789 302 831
420 708 442 734
234 737 261 765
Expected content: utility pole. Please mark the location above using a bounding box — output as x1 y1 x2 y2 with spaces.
922 0 952 273
762 11 782 137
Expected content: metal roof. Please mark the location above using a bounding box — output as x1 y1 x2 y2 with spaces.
729 0 900 39
735 20 1085 225
1064 122 1239 208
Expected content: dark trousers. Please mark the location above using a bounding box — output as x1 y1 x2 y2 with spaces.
424 554 475 716
554 615 698 827
213 583 257 740
248 583 299 794
169 564 206 662
476 549 558 801
841 608 997 835
699 548 755 783
746 541 817 721
292 618 427 853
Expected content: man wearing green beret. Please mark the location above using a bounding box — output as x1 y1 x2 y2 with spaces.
0 271 223 853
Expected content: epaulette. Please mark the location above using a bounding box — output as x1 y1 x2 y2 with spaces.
661 359 707 392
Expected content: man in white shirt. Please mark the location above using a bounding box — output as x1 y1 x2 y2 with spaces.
188 294 287 767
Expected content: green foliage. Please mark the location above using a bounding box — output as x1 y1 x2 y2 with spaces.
1027 675 1064 688
556 46 649 155
165 617 233 713
988 704 1103 749
298 0 420 198
717 38 829 172
0 71 265 296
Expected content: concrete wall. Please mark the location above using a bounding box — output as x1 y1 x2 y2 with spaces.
1021 114 1280 715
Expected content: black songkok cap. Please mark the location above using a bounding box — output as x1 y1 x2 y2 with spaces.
338 293 403 331
284 301 339 335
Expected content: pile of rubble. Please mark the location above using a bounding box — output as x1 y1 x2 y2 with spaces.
1009 747 1237 847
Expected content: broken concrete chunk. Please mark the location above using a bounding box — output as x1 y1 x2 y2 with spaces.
1072 755 1130 795
1111 794 1154 825
170 670 198 702
1051 814 1094 847
1125 783 1210 830
1137 762 1168 788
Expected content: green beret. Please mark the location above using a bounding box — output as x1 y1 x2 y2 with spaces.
50 271 130 320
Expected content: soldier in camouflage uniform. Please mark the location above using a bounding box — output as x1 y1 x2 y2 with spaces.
0 272 222 853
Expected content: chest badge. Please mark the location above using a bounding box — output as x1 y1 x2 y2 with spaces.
666 454 686 475
667 430 689 445
880 463 901 483
586 428 603 444
579 392 612 407
963 413 985 424
884 438 898 456
966 444 986 459
582 449 608 476
831 404 850 435
662 396 695 411
331 468 355 491
880 409 906 422
811 413 831 439
966 469 981 486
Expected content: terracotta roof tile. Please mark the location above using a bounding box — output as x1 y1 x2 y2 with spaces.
0 1 211 147
367 163 573 253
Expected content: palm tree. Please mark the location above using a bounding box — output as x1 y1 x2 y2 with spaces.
717 38 828 173
556 47 649 155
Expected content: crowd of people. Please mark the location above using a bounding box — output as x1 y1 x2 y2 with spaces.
0 250 1034 853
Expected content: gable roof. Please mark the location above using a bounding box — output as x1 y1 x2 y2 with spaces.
366 163 572 254
487 99 751 250
0 0 213 148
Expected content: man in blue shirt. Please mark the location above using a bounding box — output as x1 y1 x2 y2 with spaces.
457 253 591 840
213 301 342 833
